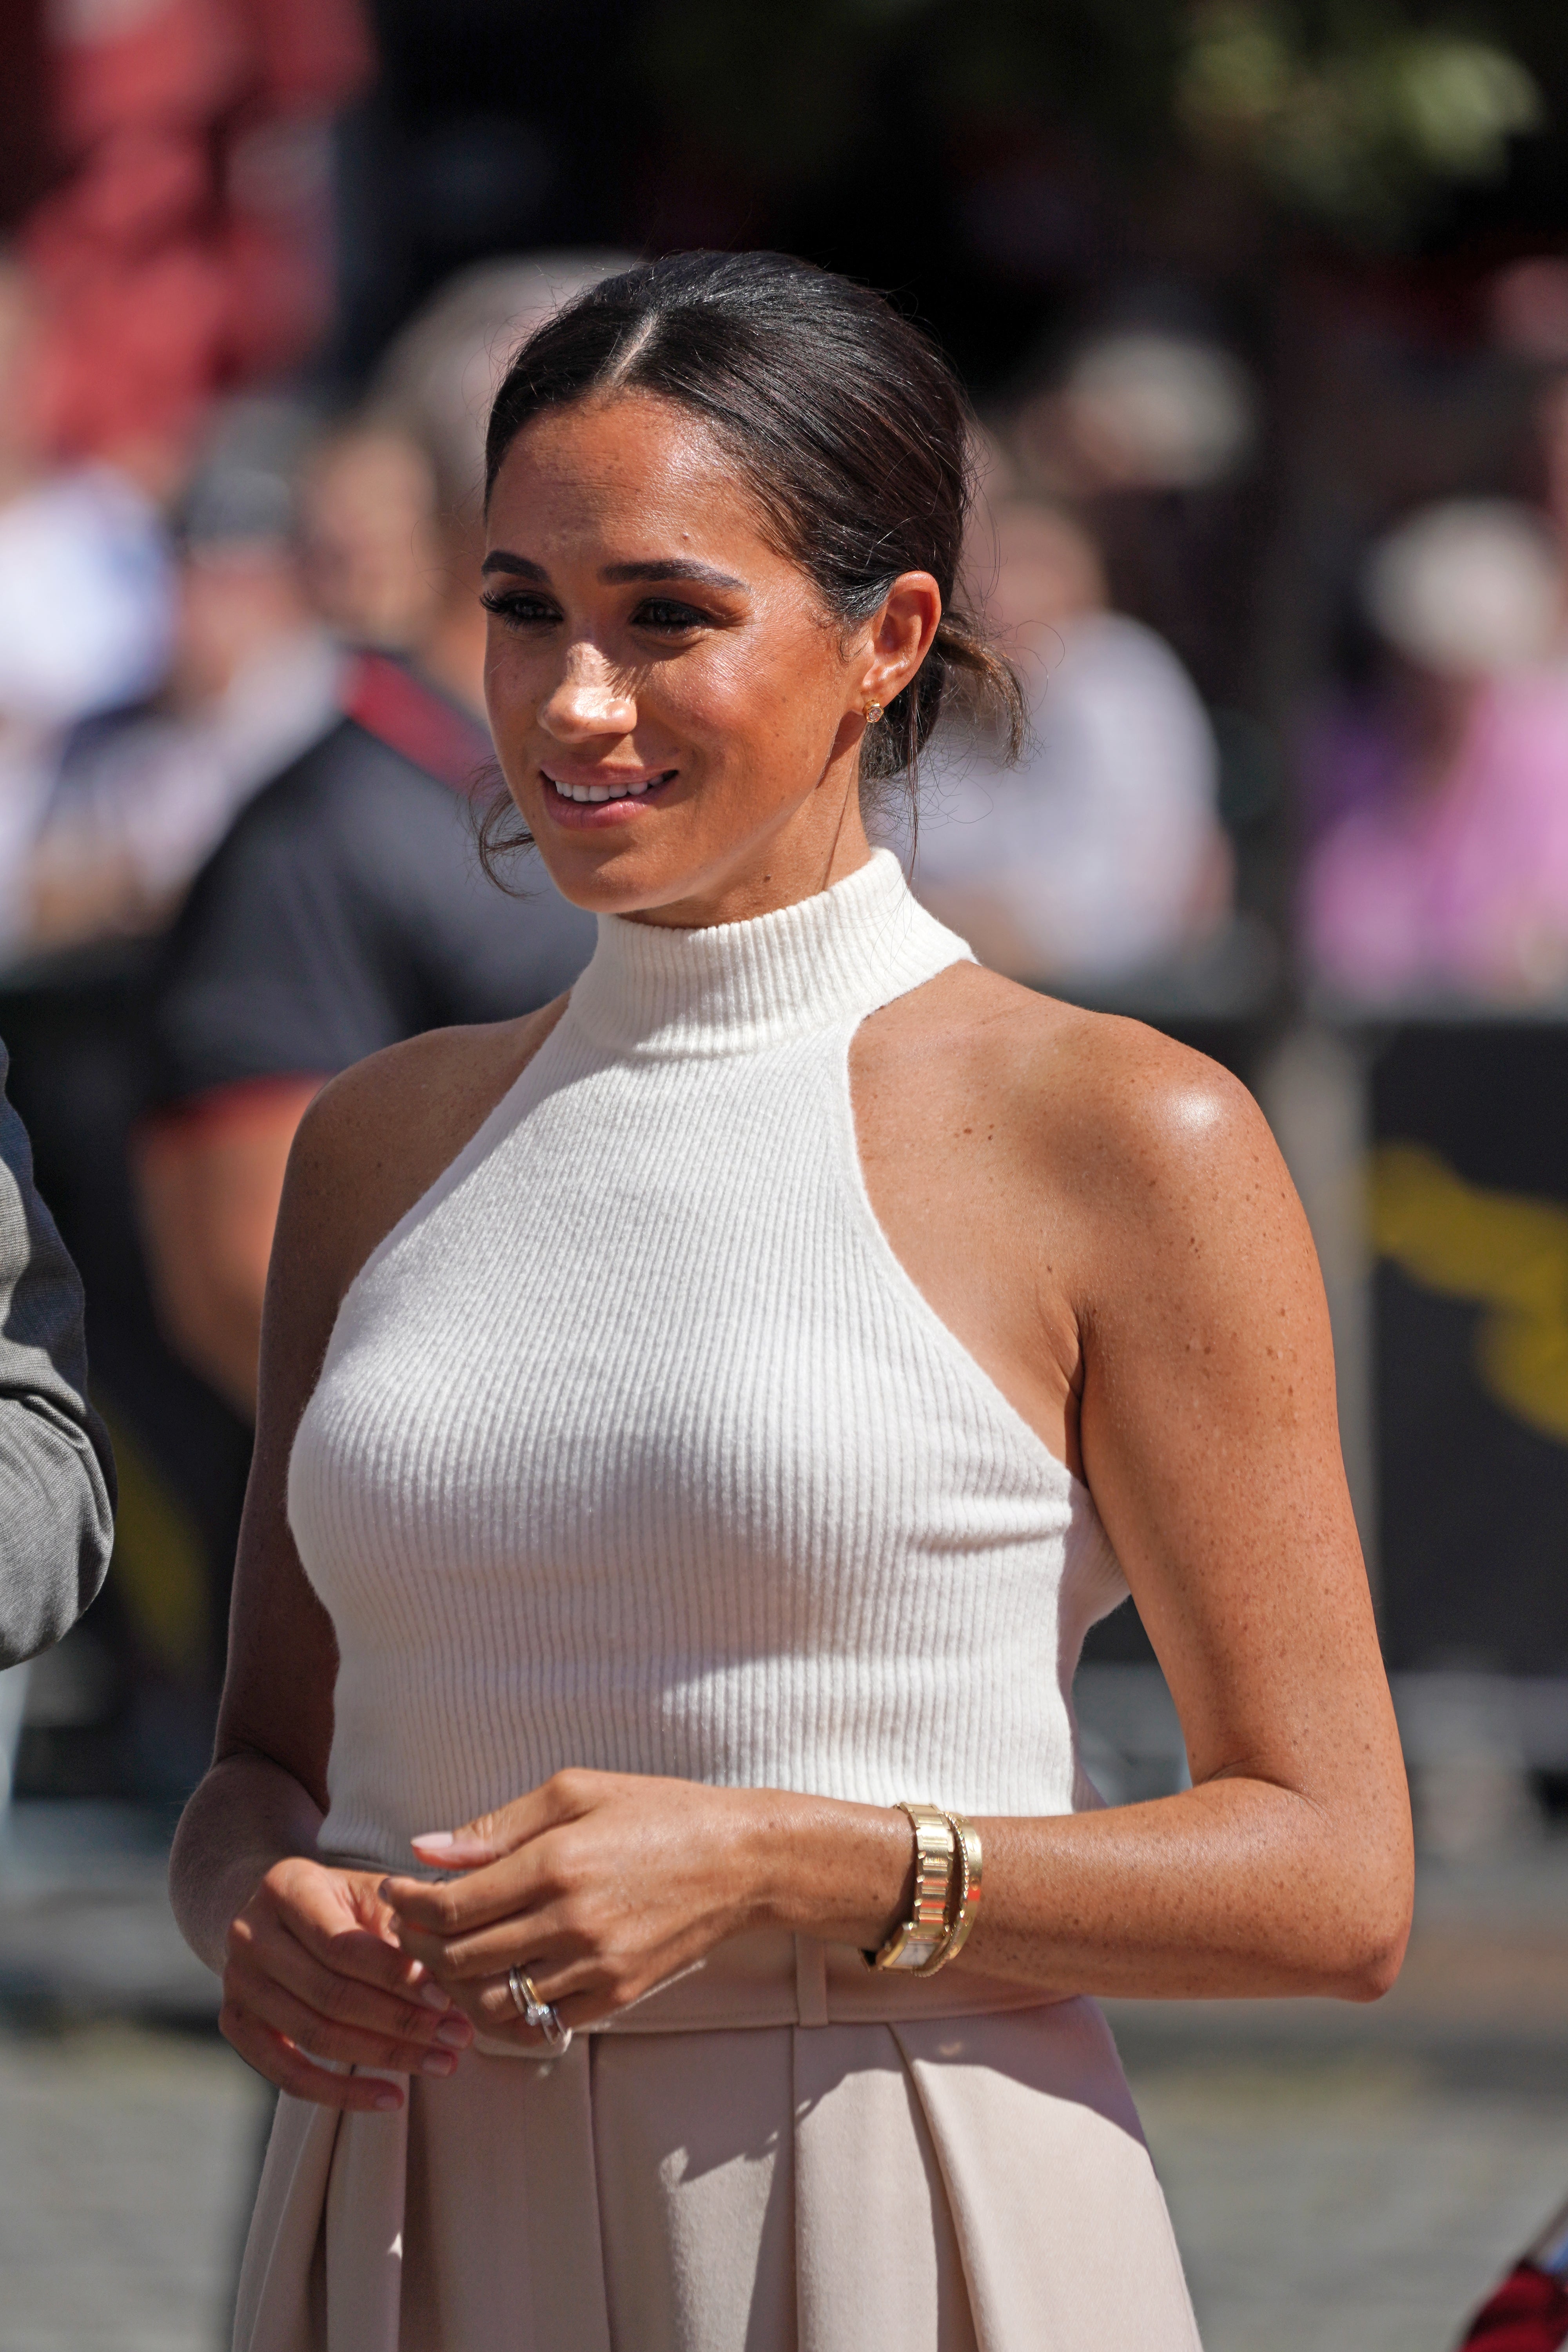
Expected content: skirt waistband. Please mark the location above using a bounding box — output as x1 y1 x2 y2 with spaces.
326 1856 1056 2047
481 1929 1058 2053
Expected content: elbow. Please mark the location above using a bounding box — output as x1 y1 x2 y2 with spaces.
1336 1916 1410 2004
1318 1853 1416 2005
0 1453 114 1667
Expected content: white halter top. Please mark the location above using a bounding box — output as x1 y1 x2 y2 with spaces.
289 850 1128 1867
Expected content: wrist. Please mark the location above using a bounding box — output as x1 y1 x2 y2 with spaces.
735 1791 915 1950
169 1751 325 1973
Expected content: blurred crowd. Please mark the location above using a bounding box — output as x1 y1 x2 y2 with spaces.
12 240 1568 1025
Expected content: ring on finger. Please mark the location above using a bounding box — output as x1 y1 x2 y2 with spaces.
507 1965 572 2056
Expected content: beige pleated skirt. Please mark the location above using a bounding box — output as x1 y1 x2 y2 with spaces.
234 1931 1201 2351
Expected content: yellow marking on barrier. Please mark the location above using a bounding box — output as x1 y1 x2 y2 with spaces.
93 1399 211 1679
1369 1144 1568 1448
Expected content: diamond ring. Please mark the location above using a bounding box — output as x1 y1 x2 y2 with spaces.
507 1965 572 2055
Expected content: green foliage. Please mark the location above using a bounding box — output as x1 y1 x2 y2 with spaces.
639 0 1552 240
1178 4 1544 234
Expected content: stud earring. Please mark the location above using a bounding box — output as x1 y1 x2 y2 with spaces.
864 700 884 724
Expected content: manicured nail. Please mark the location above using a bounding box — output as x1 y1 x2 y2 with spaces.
421 2050 457 2077
417 1981 451 2011
374 2087 401 2111
411 1831 455 1850
435 2016 471 2048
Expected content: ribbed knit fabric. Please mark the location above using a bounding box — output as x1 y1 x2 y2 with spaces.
289 849 1129 1867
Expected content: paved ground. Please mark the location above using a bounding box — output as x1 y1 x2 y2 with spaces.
1136 2054 1568 2352
3 1804 1568 2351
0 2022 269 2352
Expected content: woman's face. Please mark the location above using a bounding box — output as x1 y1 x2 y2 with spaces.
482 392 937 925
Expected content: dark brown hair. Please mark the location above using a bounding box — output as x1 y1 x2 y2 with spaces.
479 250 1023 869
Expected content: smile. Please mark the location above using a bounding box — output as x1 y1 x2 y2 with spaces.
545 770 678 804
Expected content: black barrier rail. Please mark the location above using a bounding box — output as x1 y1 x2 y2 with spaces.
1041 972 1568 1712
1359 1016 1568 1679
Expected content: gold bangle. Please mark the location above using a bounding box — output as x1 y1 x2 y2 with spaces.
867 1802 956 1973
928 1812 983 1973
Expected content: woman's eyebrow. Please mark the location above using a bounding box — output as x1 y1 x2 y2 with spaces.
599 559 747 590
480 552 748 591
481 551 547 579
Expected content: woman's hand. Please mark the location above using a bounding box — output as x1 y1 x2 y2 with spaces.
381 1770 775 2049
221 1856 476 2110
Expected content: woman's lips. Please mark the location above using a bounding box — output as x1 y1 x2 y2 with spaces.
539 769 678 828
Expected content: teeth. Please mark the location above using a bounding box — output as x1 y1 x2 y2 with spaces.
550 775 666 803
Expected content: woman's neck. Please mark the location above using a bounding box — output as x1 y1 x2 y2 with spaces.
625 793 876 933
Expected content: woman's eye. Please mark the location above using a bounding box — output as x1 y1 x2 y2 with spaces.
634 599 710 634
480 590 561 629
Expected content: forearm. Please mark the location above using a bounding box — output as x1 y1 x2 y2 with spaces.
761 1777 1411 2003
169 1749 327 1973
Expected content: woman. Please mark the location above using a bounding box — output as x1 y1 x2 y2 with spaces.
171 252 1412 2352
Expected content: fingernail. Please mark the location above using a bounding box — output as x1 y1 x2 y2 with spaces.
411 1831 455 1850
421 2050 458 2077
374 2087 402 2111
417 1981 451 2011
435 2016 472 2048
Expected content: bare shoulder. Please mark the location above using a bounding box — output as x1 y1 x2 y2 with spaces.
876 960 1294 1251
281 996 570 1310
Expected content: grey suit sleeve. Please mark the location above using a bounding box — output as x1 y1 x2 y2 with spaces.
0 1039 116 1665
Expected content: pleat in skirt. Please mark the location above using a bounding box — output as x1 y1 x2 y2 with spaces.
234 1932 1201 2352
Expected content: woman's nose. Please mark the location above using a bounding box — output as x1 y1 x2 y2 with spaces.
539 654 637 741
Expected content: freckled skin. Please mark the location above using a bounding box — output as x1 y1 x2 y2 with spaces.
168 392 1412 2109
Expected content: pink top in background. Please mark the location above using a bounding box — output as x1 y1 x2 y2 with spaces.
1302 673 1568 1004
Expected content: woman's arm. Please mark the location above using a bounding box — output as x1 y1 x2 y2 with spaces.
168 1060 486 2110
168 1016 564 2106
961 1041 1413 1999
387 1038 1411 2037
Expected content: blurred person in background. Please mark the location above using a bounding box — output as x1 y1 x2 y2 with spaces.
1006 318 1261 727
132 259 622 1419
298 419 444 654
0 256 173 955
1302 499 1568 1003
911 495 1231 982
22 402 343 954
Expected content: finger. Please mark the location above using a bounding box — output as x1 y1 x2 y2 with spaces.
408 1803 540 1873
406 1768 603 1873
220 1998 407 2113
232 1915 475 2054
467 1967 612 2038
226 1966 470 2081
391 1911 574 1985
381 1870 529 1938
283 1899 450 2001
383 1838 567 1939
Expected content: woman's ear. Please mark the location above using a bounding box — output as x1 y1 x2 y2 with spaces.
860 572 942 709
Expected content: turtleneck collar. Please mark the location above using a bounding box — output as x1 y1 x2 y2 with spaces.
565 848 975 1058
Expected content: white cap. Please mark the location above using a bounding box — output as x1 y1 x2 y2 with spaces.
1059 330 1256 490
1363 498 1564 676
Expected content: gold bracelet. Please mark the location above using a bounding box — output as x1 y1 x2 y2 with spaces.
927 1811 983 1973
867 1802 956 1973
